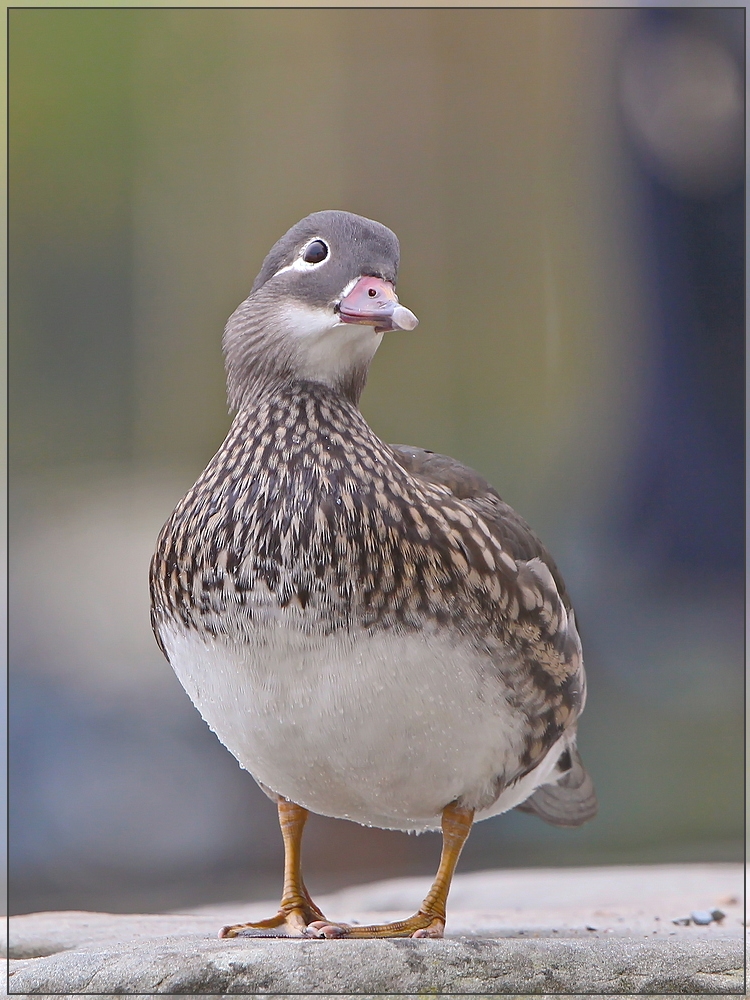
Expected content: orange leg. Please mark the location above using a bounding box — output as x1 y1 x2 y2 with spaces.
220 798 326 938
306 801 475 939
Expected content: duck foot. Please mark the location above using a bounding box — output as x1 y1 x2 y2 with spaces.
220 902 326 939
305 911 445 939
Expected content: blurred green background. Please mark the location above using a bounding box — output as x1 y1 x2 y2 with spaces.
9 8 744 915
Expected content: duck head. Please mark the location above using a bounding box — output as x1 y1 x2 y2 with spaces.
223 210 418 409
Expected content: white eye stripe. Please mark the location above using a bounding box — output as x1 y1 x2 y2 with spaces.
338 276 359 299
273 238 330 278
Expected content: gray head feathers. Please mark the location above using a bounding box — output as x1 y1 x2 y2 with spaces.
222 211 405 411
250 210 400 297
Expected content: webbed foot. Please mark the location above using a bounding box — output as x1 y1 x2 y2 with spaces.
220 901 327 939
305 910 445 939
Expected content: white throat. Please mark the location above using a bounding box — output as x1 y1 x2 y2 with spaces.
281 301 383 389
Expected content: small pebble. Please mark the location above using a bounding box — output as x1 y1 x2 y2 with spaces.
585 925 597 932
711 909 726 922
690 910 713 925
671 916 691 926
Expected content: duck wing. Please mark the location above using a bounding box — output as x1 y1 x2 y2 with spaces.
390 444 596 827
389 445 572 608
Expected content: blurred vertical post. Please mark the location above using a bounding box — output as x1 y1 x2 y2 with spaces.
131 10 348 468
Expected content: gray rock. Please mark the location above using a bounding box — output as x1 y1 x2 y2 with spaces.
7 935 744 995
3 995 722 1000
8 865 745 995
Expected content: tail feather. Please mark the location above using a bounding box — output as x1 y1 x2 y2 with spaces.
517 747 598 827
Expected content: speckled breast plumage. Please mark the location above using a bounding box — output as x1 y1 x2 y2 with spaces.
150 381 586 828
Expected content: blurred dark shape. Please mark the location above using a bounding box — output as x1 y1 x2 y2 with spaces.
620 15 743 197
618 8 744 577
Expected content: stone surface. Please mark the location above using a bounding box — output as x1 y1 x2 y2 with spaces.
8 864 745 995
6 996 733 1000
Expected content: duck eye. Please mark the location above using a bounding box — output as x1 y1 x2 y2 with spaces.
302 239 329 264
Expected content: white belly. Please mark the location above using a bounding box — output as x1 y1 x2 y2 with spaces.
161 615 562 832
